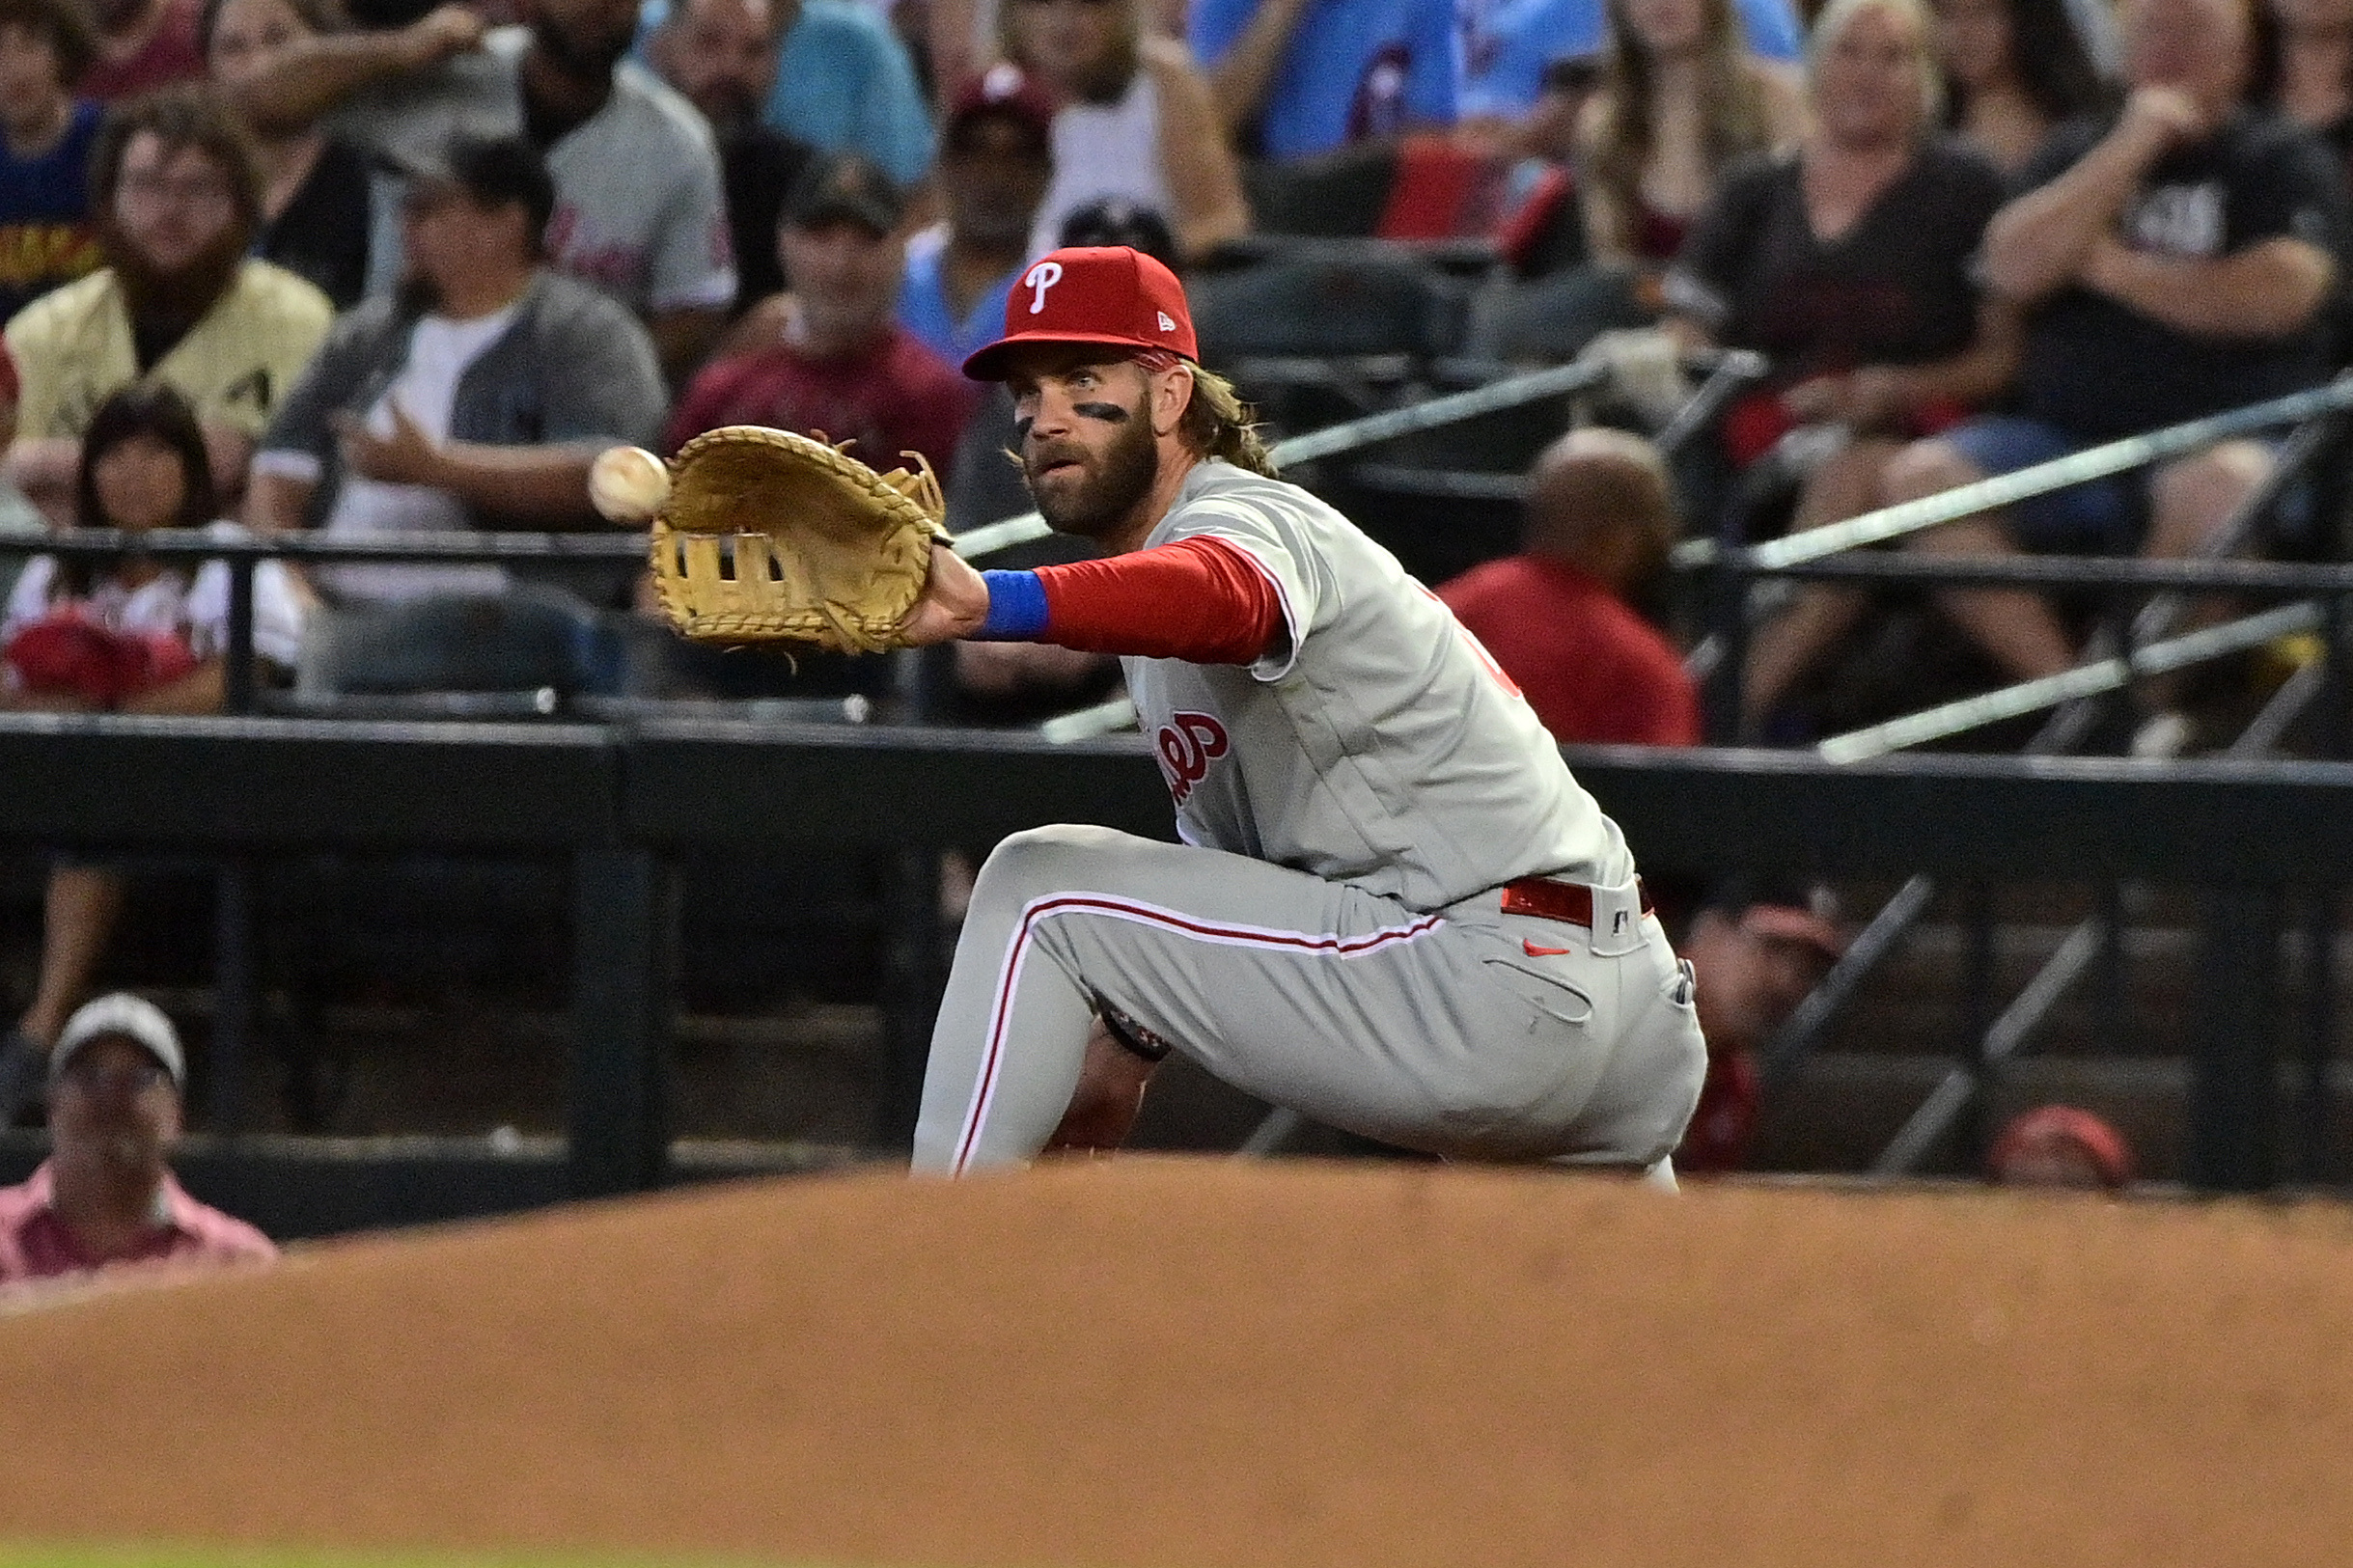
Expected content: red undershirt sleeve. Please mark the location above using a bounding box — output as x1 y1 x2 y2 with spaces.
1033 535 1286 665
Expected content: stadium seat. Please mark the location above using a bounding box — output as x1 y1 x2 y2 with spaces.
1188 240 1463 362
288 586 625 715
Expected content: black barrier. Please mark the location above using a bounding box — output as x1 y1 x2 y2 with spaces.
0 714 2343 1199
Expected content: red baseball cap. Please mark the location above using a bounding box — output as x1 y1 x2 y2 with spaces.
962 245 1198 380
1988 1105 2135 1191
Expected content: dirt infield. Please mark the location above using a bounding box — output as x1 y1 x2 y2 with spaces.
2 1159 2351 1568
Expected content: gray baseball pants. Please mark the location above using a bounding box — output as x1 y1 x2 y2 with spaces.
911 825 1707 1174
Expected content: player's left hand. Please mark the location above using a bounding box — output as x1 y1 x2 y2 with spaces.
897 537 995 646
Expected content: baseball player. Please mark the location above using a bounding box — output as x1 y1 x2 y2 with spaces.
899 246 1706 1179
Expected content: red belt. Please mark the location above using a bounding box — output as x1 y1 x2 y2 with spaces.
1499 875 1651 928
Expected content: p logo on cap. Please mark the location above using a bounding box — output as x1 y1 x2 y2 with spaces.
1024 261 1063 315
962 245 1201 380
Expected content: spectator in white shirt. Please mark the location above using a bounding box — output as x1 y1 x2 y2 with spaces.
1002 0 1250 261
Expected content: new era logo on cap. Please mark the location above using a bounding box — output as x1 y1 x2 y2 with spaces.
962 246 1199 380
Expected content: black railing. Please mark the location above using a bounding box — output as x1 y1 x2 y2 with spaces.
1672 374 2353 1174
2 719 2345 1198
7 367 2352 1207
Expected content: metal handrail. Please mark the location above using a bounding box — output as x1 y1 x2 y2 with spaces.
0 526 648 564
1723 378 2353 1130
1820 600 2323 763
1869 654 2331 1175
1720 551 2353 593
1853 429 2335 1169
1673 371 2353 572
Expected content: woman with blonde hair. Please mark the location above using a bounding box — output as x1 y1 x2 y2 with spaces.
1000 0 1251 262
1664 0 2024 729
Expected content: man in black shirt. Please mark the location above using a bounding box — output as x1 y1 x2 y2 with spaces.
1880 0 2348 747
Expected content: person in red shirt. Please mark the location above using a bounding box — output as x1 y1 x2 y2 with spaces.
0 993 275 1287
78 0 204 99
1435 425 1700 747
665 151 977 480
1673 899 1843 1172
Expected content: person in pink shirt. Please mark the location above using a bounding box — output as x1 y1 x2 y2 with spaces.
0 993 276 1286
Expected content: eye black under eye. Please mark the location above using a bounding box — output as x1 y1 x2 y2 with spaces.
1013 416 1035 442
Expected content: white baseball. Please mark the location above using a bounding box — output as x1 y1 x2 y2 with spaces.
589 445 672 523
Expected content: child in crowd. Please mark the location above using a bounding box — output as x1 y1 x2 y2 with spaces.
1988 1104 2135 1191
3 382 304 713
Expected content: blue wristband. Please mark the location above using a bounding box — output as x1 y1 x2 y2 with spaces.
978 569 1051 640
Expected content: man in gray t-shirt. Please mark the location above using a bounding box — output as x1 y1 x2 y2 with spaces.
898 247 1706 1179
225 0 734 381
249 134 665 616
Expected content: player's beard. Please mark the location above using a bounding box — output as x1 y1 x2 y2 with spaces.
1026 403 1160 540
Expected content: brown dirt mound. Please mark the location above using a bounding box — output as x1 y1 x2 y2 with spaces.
2 1158 2351 1567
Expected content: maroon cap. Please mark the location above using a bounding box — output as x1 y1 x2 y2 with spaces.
962 245 1197 380
945 63 1056 151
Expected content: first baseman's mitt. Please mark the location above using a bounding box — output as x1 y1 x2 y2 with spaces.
648 425 948 653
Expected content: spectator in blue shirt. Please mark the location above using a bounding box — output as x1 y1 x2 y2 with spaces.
1458 0 1804 126
0 0 106 322
899 63 1055 367
640 0 933 183
1191 0 1460 160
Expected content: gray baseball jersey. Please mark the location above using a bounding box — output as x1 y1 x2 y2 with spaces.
912 458 1704 1177
1128 458 1631 910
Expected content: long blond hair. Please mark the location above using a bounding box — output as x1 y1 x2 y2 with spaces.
1177 363 1277 478
1587 0 1775 241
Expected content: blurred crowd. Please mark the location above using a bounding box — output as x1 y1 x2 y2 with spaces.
0 0 2327 1252
4 0 2347 724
